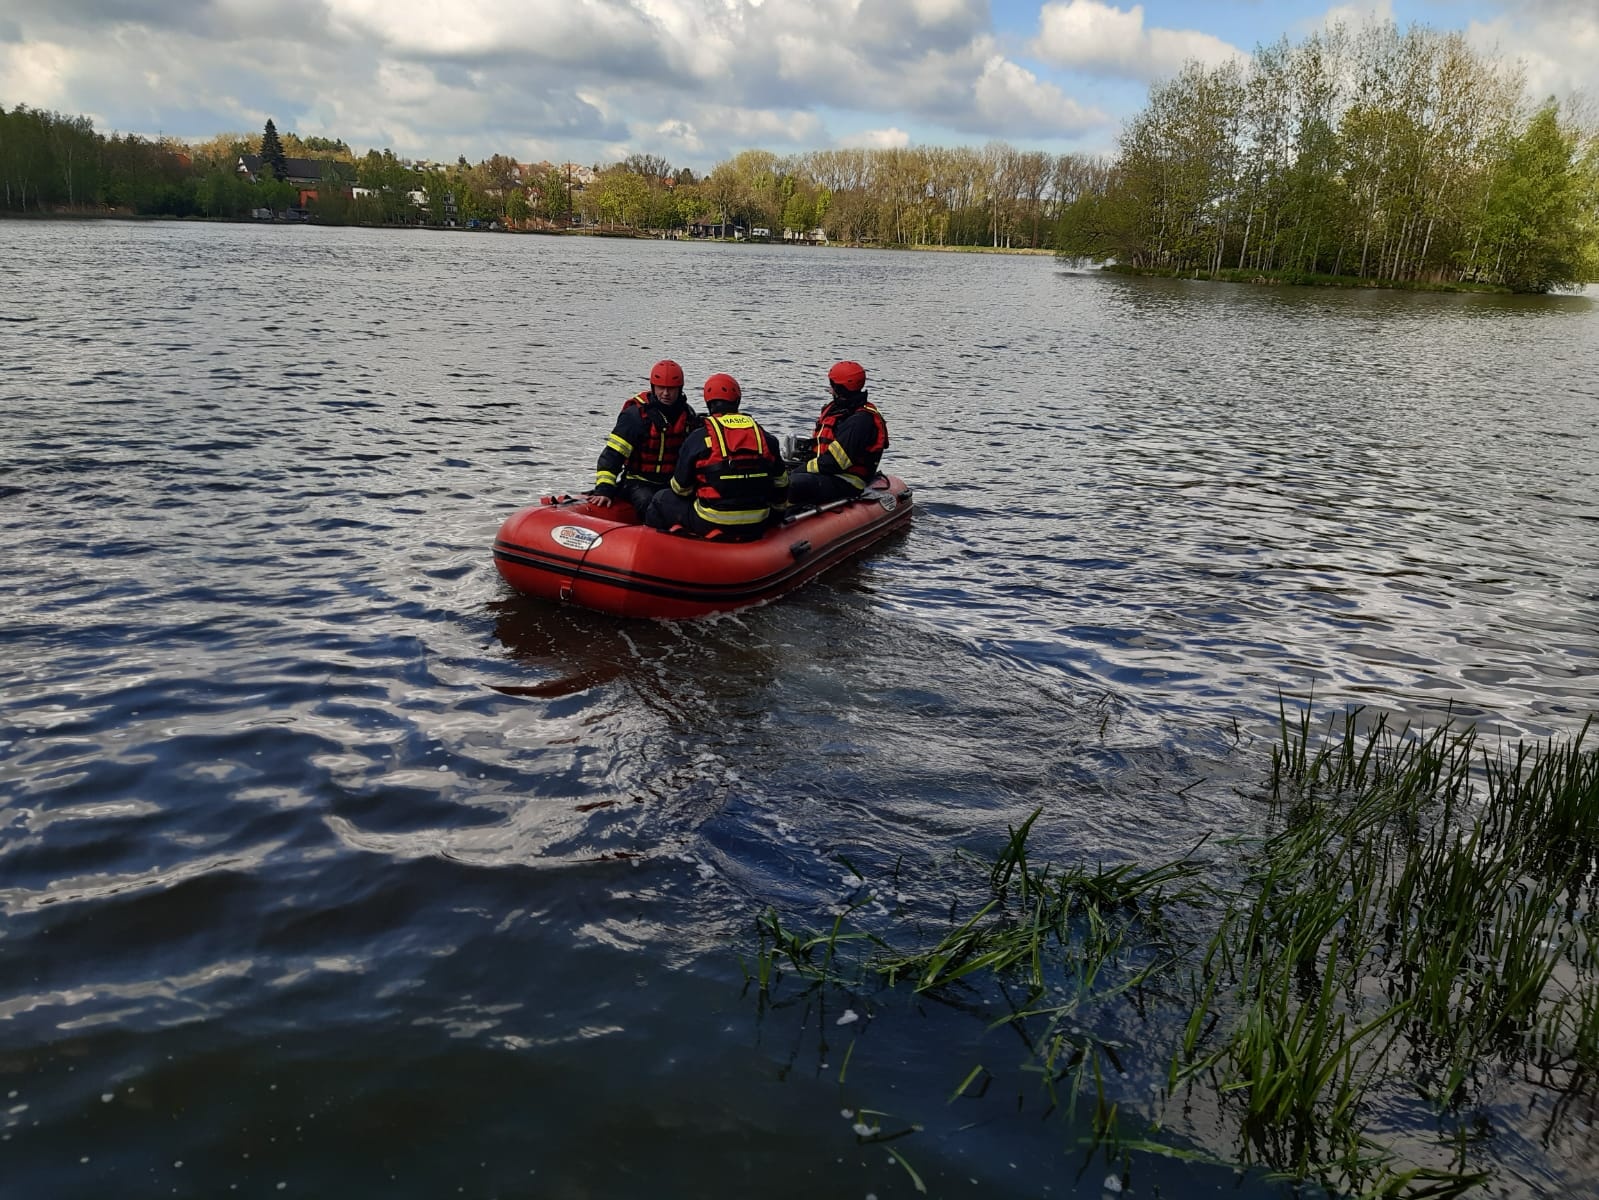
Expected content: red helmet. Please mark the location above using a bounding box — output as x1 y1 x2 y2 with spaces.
828 360 866 391
650 359 685 388
702 373 742 406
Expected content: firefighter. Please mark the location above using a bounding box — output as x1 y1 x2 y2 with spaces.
590 359 699 515
645 373 788 540
785 359 889 507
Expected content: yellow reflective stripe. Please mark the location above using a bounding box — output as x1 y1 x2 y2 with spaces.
708 419 730 457
695 501 767 525
595 470 620 486
841 474 867 490
805 459 820 473
671 477 693 496
652 425 680 472
827 441 853 469
605 433 633 455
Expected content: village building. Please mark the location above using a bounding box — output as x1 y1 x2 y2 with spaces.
236 154 356 210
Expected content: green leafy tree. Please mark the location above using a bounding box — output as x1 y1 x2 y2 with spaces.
354 148 420 222
305 161 353 223
702 161 745 233
527 166 571 221
1045 17 1597 288
188 132 254 173
419 170 449 225
455 176 491 222
98 132 198 215
781 190 815 234
1 105 62 210
197 168 256 218
1476 103 1599 291
1054 165 1150 263
481 154 519 195
45 111 100 208
587 165 650 226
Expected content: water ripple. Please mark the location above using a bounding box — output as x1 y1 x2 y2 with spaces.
2 221 1596 1197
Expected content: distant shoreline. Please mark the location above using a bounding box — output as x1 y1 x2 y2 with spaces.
0 208 1060 256
7 213 1576 285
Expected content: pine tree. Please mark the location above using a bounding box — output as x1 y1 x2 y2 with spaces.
260 119 288 181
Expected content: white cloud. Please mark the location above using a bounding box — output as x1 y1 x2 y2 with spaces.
1032 0 1247 82
1465 5 1599 104
669 102 827 147
972 56 1108 135
326 0 664 70
1 0 1119 169
654 117 703 155
1312 1 1395 36
908 0 977 25
1299 0 1596 110
373 60 447 110
852 0 990 53
0 40 74 109
838 126 911 149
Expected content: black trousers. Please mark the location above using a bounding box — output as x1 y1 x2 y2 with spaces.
645 490 768 541
643 488 694 531
618 479 667 518
786 471 861 506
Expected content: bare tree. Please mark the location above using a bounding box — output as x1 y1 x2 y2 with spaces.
623 152 673 181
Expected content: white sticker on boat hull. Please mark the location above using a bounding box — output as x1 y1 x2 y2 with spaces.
551 525 603 551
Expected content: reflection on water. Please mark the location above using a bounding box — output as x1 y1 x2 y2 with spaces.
2 221 1597 1198
487 598 641 697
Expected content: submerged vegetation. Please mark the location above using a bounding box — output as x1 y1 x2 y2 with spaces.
747 710 1599 1196
1056 22 1599 292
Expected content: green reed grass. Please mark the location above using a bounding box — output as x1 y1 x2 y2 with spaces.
1179 709 1595 1194
746 709 1599 1197
744 900 888 992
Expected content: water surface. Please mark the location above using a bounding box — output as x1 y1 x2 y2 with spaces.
2 220 1596 1197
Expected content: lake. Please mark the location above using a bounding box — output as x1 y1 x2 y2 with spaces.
2 219 1596 1198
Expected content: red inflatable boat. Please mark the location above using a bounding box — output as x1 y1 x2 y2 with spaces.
493 475 914 619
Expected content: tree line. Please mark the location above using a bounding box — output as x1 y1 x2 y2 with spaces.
2 104 216 215
1054 22 1599 292
0 105 327 217
0 102 1085 248
585 145 1079 249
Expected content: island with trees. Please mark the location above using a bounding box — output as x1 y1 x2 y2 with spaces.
1054 23 1599 293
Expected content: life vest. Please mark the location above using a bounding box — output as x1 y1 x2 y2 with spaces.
812 398 888 489
616 392 693 482
694 413 779 529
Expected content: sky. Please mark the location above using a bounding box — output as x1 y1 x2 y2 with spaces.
1 0 1595 170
